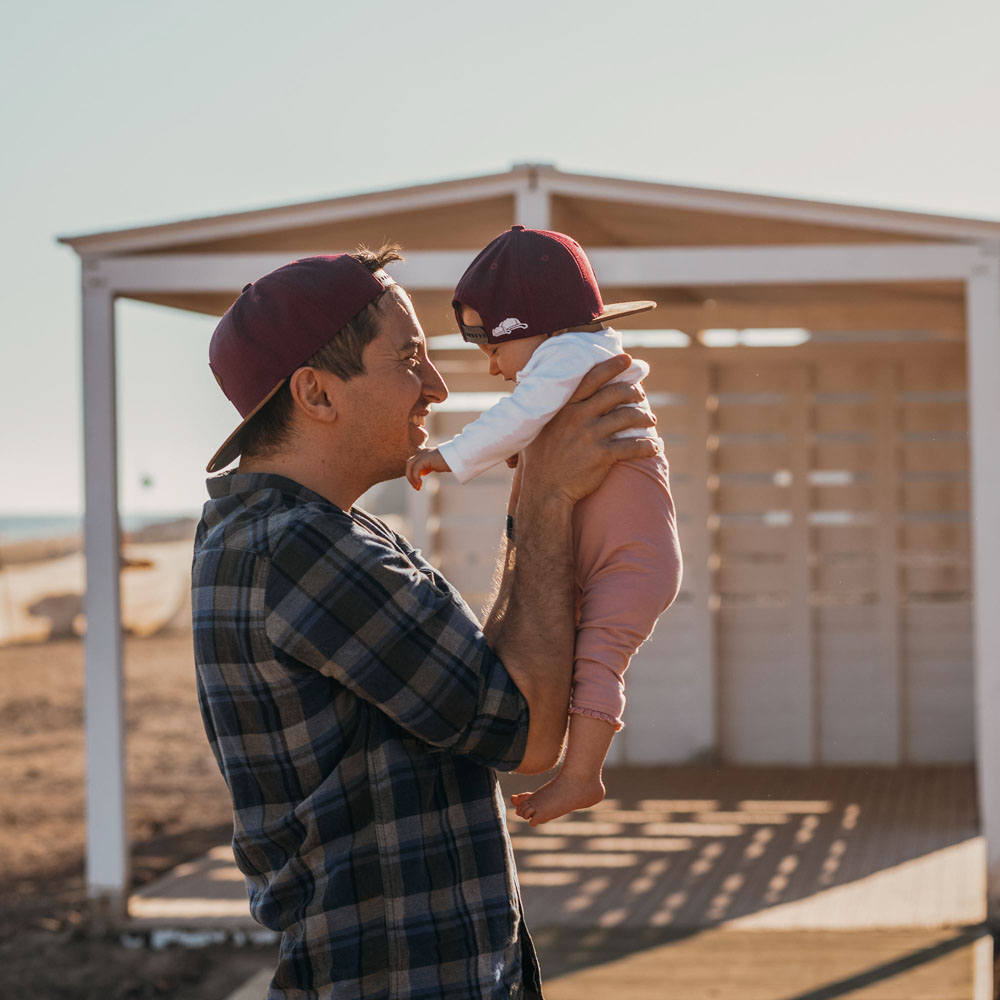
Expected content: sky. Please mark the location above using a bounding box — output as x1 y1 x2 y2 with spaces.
2 0 999 515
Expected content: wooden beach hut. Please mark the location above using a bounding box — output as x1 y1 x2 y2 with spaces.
60 164 1000 923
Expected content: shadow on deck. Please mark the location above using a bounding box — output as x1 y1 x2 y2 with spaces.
127 765 992 999
500 764 984 930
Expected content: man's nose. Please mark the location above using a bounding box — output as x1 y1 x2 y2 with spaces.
489 357 500 377
422 358 448 404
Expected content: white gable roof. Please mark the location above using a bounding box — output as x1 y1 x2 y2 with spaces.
59 163 1000 256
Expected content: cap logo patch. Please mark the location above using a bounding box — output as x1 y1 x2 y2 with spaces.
493 317 529 337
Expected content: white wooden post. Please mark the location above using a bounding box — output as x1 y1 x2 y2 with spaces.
514 168 551 230
965 244 1000 923
81 264 129 922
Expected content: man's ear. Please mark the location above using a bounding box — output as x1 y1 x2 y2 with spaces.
287 367 339 425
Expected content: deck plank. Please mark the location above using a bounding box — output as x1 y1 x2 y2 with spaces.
537 928 981 1000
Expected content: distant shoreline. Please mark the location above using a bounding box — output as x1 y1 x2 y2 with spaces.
0 512 201 543
0 516 198 568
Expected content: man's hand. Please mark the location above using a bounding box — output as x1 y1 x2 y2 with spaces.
519 354 658 506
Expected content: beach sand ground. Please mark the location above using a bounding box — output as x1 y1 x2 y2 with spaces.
0 528 277 998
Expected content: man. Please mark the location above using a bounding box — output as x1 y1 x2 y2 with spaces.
193 246 659 999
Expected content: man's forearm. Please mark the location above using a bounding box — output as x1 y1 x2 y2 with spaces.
487 487 577 773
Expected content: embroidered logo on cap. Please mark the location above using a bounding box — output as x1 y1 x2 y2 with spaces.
493 317 529 337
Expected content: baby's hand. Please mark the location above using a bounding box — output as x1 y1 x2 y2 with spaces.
405 447 451 490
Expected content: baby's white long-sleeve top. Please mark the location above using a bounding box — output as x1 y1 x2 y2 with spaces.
437 327 653 485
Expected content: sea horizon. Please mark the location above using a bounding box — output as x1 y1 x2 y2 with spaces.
0 511 200 543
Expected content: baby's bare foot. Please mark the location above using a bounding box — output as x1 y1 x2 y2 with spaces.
512 771 605 826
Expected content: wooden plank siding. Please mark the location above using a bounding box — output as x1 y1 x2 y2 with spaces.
420 341 973 765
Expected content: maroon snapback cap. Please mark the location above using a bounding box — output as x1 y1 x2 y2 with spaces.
452 226 655 345
206 254 395 473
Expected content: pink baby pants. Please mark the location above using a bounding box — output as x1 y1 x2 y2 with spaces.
569 453 682 730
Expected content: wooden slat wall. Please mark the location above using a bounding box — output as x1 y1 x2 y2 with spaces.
898 354 973 762
419 343 973 765
619 361 715 764
714 366 810 764
811 361 898 764
428 408 512 612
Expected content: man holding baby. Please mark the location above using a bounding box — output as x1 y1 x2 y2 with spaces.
192 236 673 999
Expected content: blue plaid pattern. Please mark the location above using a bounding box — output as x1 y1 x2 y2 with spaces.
192 472 542 999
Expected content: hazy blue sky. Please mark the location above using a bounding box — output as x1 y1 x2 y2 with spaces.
3 0 999 514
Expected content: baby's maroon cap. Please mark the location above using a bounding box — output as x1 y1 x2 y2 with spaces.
453 226 655 345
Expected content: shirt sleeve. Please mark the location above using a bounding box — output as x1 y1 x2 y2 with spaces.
263 511 529 770
437 339 599 484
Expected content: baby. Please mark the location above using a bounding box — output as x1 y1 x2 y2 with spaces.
406 226 682 825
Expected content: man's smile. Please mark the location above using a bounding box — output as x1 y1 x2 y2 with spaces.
410 407 431 442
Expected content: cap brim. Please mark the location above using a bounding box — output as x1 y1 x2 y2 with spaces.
592 300 657 324
205 379 286 474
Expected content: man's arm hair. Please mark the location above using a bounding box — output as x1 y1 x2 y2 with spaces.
481 462 520 643
482 506 564 772
484 492 576 774
481 535 513 645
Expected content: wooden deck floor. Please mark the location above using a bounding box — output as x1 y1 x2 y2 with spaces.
223 928 989 1000
128 765 991 998
536 927 989 1000
500 765 985 930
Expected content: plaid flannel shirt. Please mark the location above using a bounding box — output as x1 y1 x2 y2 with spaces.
192 472 542 999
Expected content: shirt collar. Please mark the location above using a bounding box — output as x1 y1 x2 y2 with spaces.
205 469 337 509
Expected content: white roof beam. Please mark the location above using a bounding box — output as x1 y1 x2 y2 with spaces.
92 243 982 297
548 172 1000 242
586 243 980 285
63 173 524 256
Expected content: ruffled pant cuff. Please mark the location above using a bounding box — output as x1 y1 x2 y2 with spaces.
569 706 624 732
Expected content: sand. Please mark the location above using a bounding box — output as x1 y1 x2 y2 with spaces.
0 623 277 998
0 524 277 998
